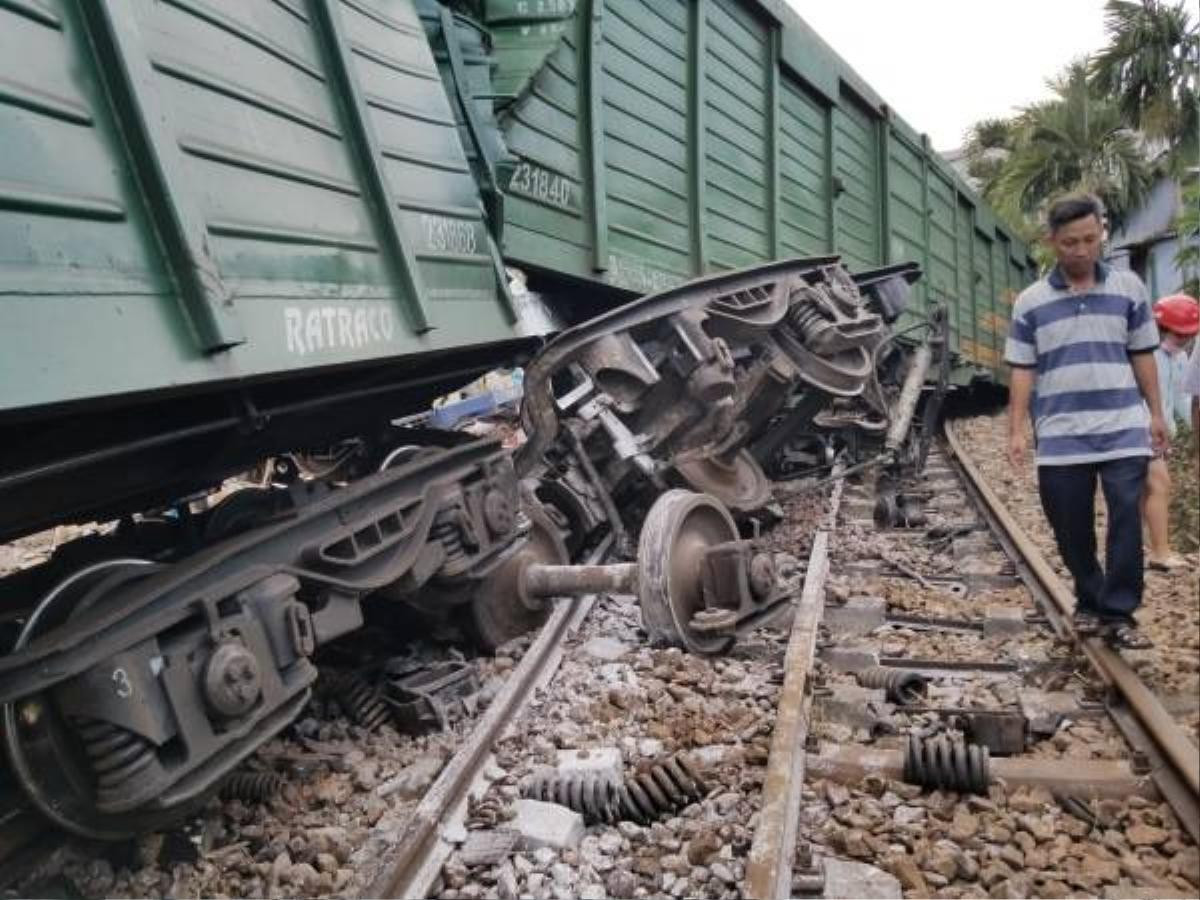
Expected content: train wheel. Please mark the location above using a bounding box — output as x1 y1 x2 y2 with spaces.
637 491 737 655
674 449 772 513
463 504 568 651
2 559 190 839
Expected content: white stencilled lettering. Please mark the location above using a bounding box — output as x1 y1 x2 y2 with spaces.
285 308 305 355
507 161 574 211
354 308 369 346
321 307 337 348
283 303 401 355
420 214 477 254
305 309 324 351
337 308 355 348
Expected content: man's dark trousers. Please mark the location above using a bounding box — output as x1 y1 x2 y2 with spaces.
1036 456 1149 622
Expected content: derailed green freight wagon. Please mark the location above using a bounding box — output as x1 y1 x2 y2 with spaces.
428 0 1037 380
0 0 549 538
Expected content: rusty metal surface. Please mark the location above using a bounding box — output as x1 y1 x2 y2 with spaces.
808 744 1159 800
520 753 707 825
744 468 845 900
944 421 1200 841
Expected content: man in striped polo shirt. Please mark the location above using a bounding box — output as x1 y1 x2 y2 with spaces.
1005 195 1167 649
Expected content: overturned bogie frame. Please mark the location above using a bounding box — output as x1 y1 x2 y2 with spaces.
0 256 930 838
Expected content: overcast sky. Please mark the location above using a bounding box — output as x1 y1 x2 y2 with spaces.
785 0 1112 152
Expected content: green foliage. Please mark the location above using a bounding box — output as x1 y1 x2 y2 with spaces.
961 61 1153 246
1088 0 1199 169
988 64 1154 231
962 118 1018 199
960 1 1199 251
964 117 1018 157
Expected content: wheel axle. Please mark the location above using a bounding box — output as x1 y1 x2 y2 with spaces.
521 562 639 601
509 491 787 655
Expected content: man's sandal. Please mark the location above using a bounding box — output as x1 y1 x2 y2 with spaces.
1106 623 1153 650
1147 555 1188 573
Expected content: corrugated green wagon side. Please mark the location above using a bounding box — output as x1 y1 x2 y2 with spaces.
0 0 546 539
0 0 529 418
468 0 1037 377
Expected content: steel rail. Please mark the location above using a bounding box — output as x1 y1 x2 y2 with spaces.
944 420 1200 841
366 539 611 899
744 468 845 900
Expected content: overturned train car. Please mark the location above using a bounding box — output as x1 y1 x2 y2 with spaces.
0 0 1029 838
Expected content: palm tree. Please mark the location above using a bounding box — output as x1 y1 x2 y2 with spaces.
986 62 1154 231
962 118 1018 193
1089 0 1199 168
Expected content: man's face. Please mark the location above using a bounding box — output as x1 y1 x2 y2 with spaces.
1046 214 1103 278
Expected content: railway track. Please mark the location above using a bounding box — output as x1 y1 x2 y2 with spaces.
944 422 1200 840
2 415 1196 899
746 421 1199 899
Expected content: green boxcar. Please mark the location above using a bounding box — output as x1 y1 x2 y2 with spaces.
0 0 535 417
0 0 545 540
458 0 1036 378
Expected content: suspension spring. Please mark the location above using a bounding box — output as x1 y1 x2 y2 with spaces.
784 298 828 342
430 520 465 564
520 754 708 825
320 672 392 732
74 718 157 804
219 770 285 803
903 734 990 795
856 666 928 705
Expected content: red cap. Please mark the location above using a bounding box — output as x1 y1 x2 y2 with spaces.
1153 294 1200 336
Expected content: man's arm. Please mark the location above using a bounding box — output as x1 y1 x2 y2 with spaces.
1003 292 1038 470
1008 367 1035 468
1130 351 1168 452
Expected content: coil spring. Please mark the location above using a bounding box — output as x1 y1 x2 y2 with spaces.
430 520 465 563
784 296 828 342
856 666 928 705
219 770 285 803
903 734 990 795
75 718 156 796
520 754 707 825
321 672 391 731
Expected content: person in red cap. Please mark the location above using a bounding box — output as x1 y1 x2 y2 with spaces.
1142 293 1199 571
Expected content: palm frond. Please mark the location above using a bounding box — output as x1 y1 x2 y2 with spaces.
1088 0 1199 157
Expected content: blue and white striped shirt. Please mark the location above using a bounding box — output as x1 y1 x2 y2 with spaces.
1004 262 1159 466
